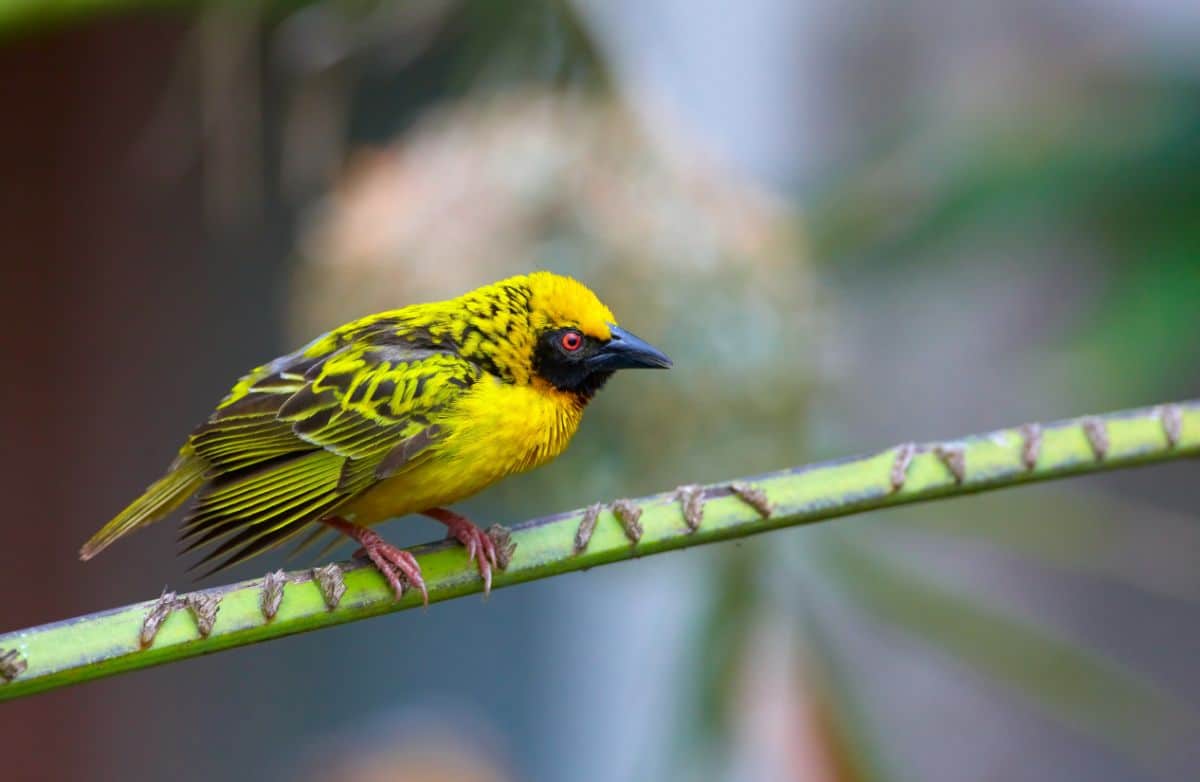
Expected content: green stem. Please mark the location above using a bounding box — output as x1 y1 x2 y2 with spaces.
1 401 1196 702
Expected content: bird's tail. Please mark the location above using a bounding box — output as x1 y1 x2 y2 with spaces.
80 450 207 560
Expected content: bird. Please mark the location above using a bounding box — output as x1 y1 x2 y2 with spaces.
80 271 671 604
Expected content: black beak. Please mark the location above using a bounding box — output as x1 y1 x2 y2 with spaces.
587 325 673 371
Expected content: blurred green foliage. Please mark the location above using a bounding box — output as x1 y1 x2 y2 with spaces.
812 74 1200 407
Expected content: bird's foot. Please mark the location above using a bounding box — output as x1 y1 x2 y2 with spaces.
353 536 428 606
422 508 498 595
320 516 427 605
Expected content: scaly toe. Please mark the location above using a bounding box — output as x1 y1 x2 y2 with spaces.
363 549 405 601
482 534 498 569
467 530 495 587
319 518 423 604
364 541 426 604
381 547 427 607
425 510 499 596
395 550 428 607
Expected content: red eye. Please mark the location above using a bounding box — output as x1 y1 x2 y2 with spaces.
560 331 583 351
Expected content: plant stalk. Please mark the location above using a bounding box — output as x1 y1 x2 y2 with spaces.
1 401 1196 702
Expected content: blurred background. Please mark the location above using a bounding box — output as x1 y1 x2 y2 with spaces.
1 1 1199 780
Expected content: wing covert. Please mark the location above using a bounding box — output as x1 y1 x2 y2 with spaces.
180 330 480 574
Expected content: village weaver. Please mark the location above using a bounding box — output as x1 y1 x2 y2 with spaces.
80 272 671 603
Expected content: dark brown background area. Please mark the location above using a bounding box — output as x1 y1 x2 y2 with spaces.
0 16 287 778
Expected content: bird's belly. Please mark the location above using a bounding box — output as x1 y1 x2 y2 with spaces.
340 378 583 525
339 461 499 525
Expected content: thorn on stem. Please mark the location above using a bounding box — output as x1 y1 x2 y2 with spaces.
890 443 916 492
675 485 706 531
611 499 644 543
1082 417 1109 460
574 503 603 553
730 482 773 517
312 564 346 610
487 524 516 570
934 444 966 483
1020 423 1042 471
0 649 26 682
1160 404 1182 448
185 593 221 638
260 570 286 621
140 589 178 648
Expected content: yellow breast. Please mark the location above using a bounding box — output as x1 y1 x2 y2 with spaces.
338 376 585 525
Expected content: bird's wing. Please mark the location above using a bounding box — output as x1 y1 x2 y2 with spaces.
180 335 480 574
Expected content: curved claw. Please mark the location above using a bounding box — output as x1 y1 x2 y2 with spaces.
388 547 429 607
320 513 427 606
352 541 428 606
423 508 499 597
450 525 494 596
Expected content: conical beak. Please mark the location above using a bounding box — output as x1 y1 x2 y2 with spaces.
587 325 673 371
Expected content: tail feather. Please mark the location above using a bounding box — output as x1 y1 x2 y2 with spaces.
80 452 207 560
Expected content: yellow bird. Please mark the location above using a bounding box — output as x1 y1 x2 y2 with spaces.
80 272 671 602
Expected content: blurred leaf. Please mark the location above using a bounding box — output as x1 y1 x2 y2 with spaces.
885 488 1200 603
1051 240 1200 403
811 76 1200 267
446 0 613 92
811 73 1200 403
671 547 758 781
675 544 901 782
0 0 186 36
814 531 1190 762
795 580 902 782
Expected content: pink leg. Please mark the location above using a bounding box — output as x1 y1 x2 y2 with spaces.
422 507 498 595
319 516 427 606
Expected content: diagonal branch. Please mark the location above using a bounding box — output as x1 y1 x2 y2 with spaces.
1 401 1196 702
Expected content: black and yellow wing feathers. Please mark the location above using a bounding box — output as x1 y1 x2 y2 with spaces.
82 320 481 574
180 339 480 574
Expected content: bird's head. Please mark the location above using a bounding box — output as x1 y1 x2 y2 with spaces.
521 271 672 400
